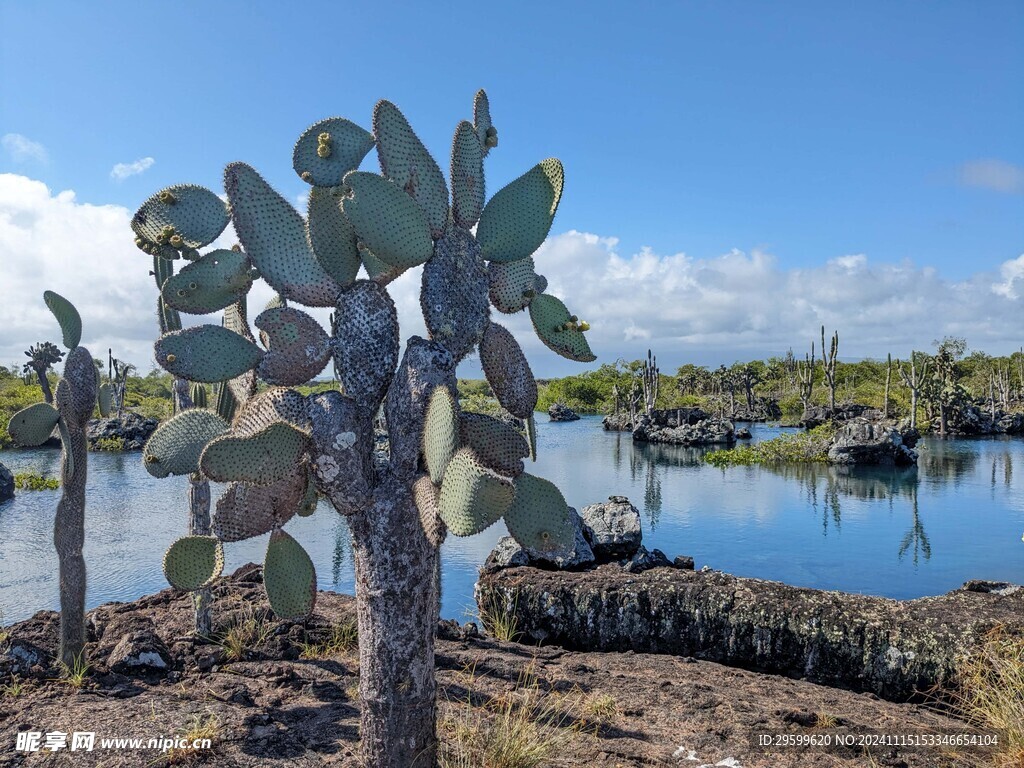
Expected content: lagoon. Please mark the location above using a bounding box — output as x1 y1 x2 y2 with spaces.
1 416 1022 625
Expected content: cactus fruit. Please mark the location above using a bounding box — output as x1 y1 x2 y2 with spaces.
528 294 596 362
479 322 538 419
43 290 82 350
132 184 230 251
155 324 264 383
162 535 224 591
420 228 490 361
225 162 342 307
459 412 529 477
341 171 434 269
476 159 564 263
292 117 375 187
423 386 460 485
143 409 230 478
254 306 332 386
161 249 254 314
373 100 449 237
7 401 60 446
504 473 576 557
451 120 485 228
263 528 317 619
200 421 309 485
306 186 361 287
437 448 515 536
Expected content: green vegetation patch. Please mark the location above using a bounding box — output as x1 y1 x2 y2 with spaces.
14 473 59 491
705 424 836 468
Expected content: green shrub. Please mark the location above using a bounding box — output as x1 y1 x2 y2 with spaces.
14 473 59 491
91 437 127 452
706 424 836 467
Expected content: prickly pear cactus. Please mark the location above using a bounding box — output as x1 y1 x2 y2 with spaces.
6 291 99 668
134 90 591 767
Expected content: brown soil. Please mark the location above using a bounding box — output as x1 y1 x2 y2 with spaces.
0 566 995 767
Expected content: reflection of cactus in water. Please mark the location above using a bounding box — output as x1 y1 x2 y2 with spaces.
132 90 591 767
898 484 930 565
8 292 98 667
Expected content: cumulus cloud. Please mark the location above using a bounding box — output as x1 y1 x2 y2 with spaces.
110 157 155 181
0 173 1020 379
958 159 1024 194
1 134 48 164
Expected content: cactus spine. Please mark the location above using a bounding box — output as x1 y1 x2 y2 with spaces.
135 90 586 767
7 292 97 668
821 326 839 412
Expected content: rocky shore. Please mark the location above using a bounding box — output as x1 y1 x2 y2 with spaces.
85 413 159 451
0 565 993 767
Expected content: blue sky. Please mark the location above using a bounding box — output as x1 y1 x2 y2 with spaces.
1 1 1022 375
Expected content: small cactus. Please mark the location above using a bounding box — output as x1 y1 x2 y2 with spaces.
7 292 98 668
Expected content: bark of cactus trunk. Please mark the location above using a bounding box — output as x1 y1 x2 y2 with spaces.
35 368 54 405
350 477 440 768
54 422 87 668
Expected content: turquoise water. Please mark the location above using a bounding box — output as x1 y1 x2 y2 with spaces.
2 416 1023 624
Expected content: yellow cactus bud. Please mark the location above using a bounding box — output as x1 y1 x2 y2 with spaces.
578 321 591 332
317 132 331 143
159 190 177 204
317 144 331 159
231 243 242 252
300 171 313 182
169 234 183 248
166 354 177 363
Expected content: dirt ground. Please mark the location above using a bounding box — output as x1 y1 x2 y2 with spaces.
0 566 1000 767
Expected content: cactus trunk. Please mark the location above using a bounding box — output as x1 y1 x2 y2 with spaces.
35 368 55 405
350 478 439 768
54 421 87 668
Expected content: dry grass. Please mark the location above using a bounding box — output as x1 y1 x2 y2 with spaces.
215 605 274 662
813 712 839 729
953 625 1024 767
476 592 521 643
439 661 586 768
160 712 219 766
300 618 358 660
580 692 618 722
55 652 90 689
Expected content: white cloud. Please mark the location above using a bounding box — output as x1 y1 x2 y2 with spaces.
958 159 1024 194
2 134 48 164
1 173 1021 379
110 157 155 181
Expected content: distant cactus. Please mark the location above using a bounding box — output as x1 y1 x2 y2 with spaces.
821 326 839 412
641 349 659 415
898 352 929 430
133 90 590 767
8 292 98 668
884 353 892 419
23 341 64 404
797 341 815 414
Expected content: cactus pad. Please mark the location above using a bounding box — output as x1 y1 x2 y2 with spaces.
459 412 529 477
359 244 406 285
479 323 538 419
488 257 541 314
155 324 263 383
423 385 460 485
162 249 254 314
213 464 307 541
43 290 82 350
451 120 485 228
263 528 317 619
413 474 446 548
476 159 564 263
306 186 361 287
503 473 576 557
132 184 230 250
331 280 399 410
254 307 331 386
438 448 515 536
97 383 112 417
420 228 490 362
473 89 494 153
292 117 375 187
189 383 208 409
298 466 318 516
58 347 100 425
200 421 308 485
233 387 311 435
224 162 342 307
162 535 224 591
528 294 596 362
7 402 60 447
341 171 434 269
372 100 449 237
143 408 230 478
